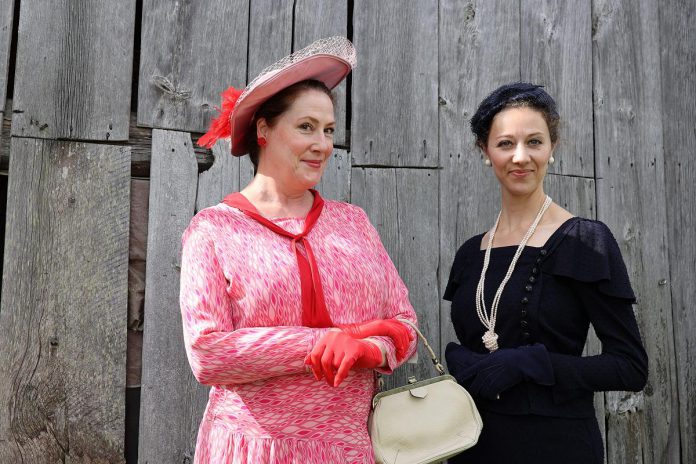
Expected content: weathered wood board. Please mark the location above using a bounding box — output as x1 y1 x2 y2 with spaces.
0 139 130 463
659 0 696 462
593 0 678 462
137 0 249 134
247 0 293 79
351 0 438 167
0 0 13 121
438 0 520 353
315 148 350 202
196 140 239 211
11 0 135 141
351 168 439 389
544 174 595 219
521 0 594 177
294 0 349 147
138 130 208 463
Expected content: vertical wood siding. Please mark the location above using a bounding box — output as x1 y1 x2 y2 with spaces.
138 130 205 463
0 0 13 124
593 0 678 461
137 0 249 133
659 0 696 463
351 168 439 389
316 148 351 202
11 0 135 141
351 0 438 167
196 141 241 212
0 139 130 462
248 0 294 79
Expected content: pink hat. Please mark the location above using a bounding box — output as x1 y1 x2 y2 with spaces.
198 36 356 155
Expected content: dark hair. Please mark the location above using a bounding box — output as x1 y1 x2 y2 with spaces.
246 79 334 169
470 82 560 148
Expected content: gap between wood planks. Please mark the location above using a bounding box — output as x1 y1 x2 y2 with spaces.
352 164 442 170
545 171 597 180
0 111 337 177
0 116 598 180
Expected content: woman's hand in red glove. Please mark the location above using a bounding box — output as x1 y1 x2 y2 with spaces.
340 319 414 361
305 330 384 387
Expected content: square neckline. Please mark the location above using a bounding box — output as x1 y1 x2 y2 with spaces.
478 216 578 252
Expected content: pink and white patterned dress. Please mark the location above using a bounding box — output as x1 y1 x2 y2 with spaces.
180 198 418 463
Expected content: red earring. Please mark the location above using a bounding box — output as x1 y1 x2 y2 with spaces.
257 136 267 147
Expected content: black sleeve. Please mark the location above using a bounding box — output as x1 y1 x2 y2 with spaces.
542 219 648 403
548 282 648 403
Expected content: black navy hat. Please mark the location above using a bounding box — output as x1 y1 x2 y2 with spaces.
471 82 558 145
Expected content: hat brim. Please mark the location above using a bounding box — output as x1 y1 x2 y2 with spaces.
230 54 351 156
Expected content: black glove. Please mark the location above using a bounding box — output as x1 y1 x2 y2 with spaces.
468 344 555 400
445 342 487 386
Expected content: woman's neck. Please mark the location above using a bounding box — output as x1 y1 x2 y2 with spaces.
241 174 313 218
496 189 548 235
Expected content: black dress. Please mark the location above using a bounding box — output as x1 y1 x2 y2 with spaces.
444 217 648 464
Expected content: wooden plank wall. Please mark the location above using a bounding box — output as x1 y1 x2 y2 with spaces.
0 0 13 127
0 0 135 461
660 1 696 463
0 1 694 463
350 0 439 388
137 0 248 133
351 0 438 167
138 130 203 464
0 140 130 462
12 0 135 140
594 1 678 462
351 168 439 387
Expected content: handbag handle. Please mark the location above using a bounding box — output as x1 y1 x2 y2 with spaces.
397 319 446 376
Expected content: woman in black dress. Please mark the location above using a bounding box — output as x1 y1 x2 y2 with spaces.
444 83 648 463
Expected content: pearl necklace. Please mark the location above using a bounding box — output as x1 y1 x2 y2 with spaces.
475 195 552 352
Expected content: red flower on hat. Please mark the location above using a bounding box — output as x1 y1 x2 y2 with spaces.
197 86 244 149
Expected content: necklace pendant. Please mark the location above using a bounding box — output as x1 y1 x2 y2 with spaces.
482 330 499 352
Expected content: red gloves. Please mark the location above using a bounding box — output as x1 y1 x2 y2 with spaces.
305 319 415 387
340 319 414 361
305 330 384 387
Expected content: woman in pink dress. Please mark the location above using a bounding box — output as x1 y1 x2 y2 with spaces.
180 37 418 463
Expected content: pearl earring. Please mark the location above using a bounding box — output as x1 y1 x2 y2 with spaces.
484 158 491 167
549 156 555 165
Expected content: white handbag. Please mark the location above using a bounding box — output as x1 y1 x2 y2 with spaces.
369 320 483 464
